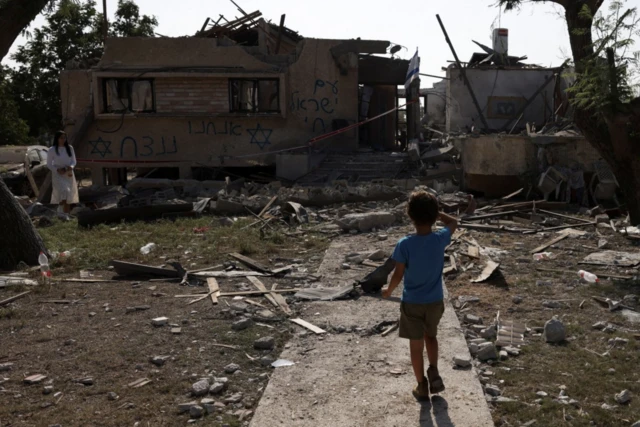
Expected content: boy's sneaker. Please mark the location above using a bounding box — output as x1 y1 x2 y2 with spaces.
412 376 430 401
427 366 445 394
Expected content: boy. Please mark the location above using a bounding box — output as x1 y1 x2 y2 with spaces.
382 191 458 401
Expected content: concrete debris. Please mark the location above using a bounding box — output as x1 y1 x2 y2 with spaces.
230 301 249 312
499 350 508 361
151 317 169 327
189 405 204 418
224 363 241 374
191 379 210 397
224 392 244 404
335 211 396 232
512 295 523 304
43 385 54 395
503 346 521 356
536 391 548 397
178 401 198 414
615 389 632 404
453 355 472 368
484 384 502 396
543 317 566 343
476 342 498 361
542 300 563 309
231 318 253 331
0 363 13 372
601 403 616 411
254 336 275 350
608 337 629 346
464 314 483 325
107 392 118 401
252 310 279 322
209 383 225 394
149 355 170 366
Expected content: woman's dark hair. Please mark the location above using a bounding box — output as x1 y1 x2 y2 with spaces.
53 131 72 157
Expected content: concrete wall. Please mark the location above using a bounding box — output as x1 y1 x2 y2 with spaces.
454 134 602 197
61 37 359 173
446 67 555 132
425 80 446 129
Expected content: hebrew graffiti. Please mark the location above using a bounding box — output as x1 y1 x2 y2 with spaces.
89 137 112 158
290 79 339 133
246 123 273 150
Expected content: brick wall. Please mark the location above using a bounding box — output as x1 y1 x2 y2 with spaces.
155 78 228 114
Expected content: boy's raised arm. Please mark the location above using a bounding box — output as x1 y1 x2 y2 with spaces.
438 211 458 235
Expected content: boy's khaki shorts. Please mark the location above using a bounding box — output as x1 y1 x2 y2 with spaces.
399 300 445 340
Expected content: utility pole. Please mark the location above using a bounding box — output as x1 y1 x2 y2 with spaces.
102 0 108 44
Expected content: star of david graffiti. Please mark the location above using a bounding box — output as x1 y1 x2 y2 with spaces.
246 124 272 150
89 137 112 158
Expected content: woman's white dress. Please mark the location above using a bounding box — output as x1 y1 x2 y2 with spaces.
46 145 79 204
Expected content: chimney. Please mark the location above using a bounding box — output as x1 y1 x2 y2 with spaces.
492 28 508 56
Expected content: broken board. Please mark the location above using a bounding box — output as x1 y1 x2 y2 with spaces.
530 234 568 254
294 284 354 301
290 318 326 334
229 253 272 274
110 260 181 278
471 261 500 283
247 276 281 312
269 283 292 315
206 278 220 305
581 250 640 267
193 271 266 278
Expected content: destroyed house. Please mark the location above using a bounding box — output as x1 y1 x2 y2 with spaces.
60 12 410 185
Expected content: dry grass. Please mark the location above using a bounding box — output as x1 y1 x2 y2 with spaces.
447 229 640 427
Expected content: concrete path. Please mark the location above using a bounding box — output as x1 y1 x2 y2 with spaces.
251 234 493 427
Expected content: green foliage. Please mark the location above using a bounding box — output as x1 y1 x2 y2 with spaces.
0 66 32 145
568 2 639 111
7 0 157 138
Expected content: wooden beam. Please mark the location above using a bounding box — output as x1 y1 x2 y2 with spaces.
530 234 568 254
290 318 326 334
461 210 520 222
523 222 596 235
0 291 31 307
270 283 292 315
538 209 593 224
247 276 279 308
207 278 220 305
229 253 272 274
274 14 285 54
174 288 301 298
501 188 523 200
258 195 278 218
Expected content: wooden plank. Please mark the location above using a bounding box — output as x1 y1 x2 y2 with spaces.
270 283 292 315
523 221 596 235
193 270 265 278
24 154 39 197
258 195 278 218
501 188 523 200
530 234 568 254
381 322 399 337
187 264 224 274
229 253 272 274
290 318 326 334
471 261 500 283
362 260 383 268
174 288 302 298
461 210 520 222
54 278 116 283
110 260 180 278
207 278 220 305
0 291 31 307
247 276 278 308
245 298 268 309
211 343 238 350
538 209 593 224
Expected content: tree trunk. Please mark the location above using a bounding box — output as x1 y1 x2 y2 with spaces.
562 2 640 224
0 178 48 270
0 0 51 61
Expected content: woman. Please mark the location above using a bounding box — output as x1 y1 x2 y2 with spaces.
46 131 79 214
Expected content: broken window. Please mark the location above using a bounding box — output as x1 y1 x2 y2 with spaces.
229 78 279 113
103 79 155 113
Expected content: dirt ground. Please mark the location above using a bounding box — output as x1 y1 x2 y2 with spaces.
0 218 330 427
444 224 640 426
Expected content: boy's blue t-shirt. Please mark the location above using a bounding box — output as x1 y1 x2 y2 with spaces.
392 227 452 304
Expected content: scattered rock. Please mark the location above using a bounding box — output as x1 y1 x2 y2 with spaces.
368 250 386 261
542 300 563 309
107 392 118 401
378 234 388 241
79 377 94 386
608 337 629 346
595 214 609 224
512 295 523 304
601 403 616 411
191 379 210 397
536 280 552 287
224 392 243 404
260 356 276 367
615 389 632 404
151 317 168 327
480 326 497 339
149 355 170 366
252 310 278 322
543 317 565 343
464 314 483 325
453 355 472 368
43 386 53 395
476 342 498 361
0 363 13 372
592 321 607 330
189 405 204 418
219 217 234 227
178 401 198 414
484 384 502 396
341 263 351 270
603 324 617 333
503 346 520 356
499 350 508 361
231 318 253 331
230 301 248 312
598 239 609 249
209 383 225 394
536 391 548 397
254 336 275 350
608 368 616 374
224 363 240 374
458 295 480 304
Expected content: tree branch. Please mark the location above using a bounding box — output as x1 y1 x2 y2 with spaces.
0 0 51 61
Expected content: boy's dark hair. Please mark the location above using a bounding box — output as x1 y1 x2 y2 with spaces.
407 191 439 226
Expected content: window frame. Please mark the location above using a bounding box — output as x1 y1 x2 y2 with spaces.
102 78 156 114
228 78 280 114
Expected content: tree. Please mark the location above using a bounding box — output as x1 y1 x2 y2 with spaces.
9 0 158 137
0 66 32 145
0 0 52 61
498 0 640 224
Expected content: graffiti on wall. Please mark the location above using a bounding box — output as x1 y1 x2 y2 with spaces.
290 79 339 133
89 135 178 159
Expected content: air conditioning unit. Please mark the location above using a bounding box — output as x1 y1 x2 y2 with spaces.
492 28 509 56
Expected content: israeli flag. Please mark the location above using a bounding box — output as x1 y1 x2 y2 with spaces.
405 49 420 92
